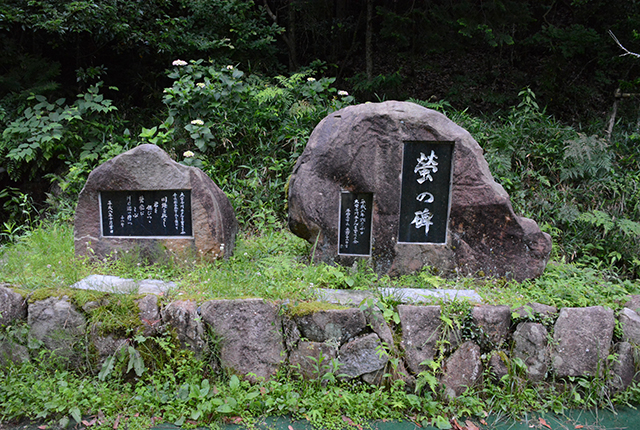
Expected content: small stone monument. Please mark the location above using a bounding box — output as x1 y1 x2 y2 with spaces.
288 101 552 281
75 144 237 262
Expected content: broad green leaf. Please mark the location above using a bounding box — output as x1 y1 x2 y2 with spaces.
69 406 82 423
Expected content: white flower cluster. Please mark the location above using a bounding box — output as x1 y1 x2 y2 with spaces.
307 77 316 82
190 119 204 126
183 150 195 158
338 90 349 96
172 59 188 66
196 82 205 88
226 65 234 70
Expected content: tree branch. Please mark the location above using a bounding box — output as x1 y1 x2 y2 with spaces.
609 30 640 58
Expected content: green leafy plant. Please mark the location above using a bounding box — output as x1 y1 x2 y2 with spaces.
1 83 118 181
452 88 640 279
0 187 39 240
156 60 355 228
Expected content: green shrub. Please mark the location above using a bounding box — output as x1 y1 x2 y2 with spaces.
149 60 355 229
452 88 640 278
1 83 119 182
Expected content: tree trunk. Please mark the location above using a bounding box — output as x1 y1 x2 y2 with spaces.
366 0 373 80
263 0 298 71
288 0 298 71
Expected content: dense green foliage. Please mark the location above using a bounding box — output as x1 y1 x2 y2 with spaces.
450 89 640 277
157 60 354 227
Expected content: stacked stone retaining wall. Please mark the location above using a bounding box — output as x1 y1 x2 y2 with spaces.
2 284 639 396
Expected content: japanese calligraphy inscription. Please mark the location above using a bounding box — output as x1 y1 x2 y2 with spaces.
338 191 373 256
100 190 192 237
398 141 454 244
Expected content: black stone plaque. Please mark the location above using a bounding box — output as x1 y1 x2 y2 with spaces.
338 191 373 256
398 141 454 244
100 190 192 237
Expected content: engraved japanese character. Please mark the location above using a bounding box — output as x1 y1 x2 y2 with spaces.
411 209 434 236
416 191 434 203
414 150 438 184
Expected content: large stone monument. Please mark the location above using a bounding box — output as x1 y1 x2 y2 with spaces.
288 101 552 281
75 144 237 262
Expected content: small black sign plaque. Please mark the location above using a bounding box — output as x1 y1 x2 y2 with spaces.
338 191 373 256
398 141 454 244
100 190 192 237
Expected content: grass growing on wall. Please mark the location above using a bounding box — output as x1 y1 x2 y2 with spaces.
1 221 639 310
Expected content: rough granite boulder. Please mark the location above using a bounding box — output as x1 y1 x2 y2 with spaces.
288 101 551 280
200 299 284 380
282 316 302 351
363 307 415 386
289 341 338 380
0 341 29 368
610 342 636 392
441 341 482 399
161 300 205 353
619 307 640 345
488 351 508 380
137 294 161 336
28 297 87 358
363 307 395 348
472 305 511 347
513 302 558 320
552 306 614 377
294 308 366 344
338 333 388 379
93 334 128 367
625 295 640 313
513 322 549 382
75 144 237 263
0 284 27 327
398 305 441 374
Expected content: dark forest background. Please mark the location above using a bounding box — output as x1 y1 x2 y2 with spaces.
4 0 640 121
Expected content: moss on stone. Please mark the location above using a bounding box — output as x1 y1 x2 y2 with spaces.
287 301 348 317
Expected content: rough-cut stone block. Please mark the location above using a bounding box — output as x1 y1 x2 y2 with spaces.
363 359 415 388
513 322 549 382
282 316 301 351
295 308 366 344
514 302 558 320
28 297 86 358
361 309 416 387
620 308 640 345
488 351 508 380
289 341 338 380
552 306 614 377
398 305 441 374
610 342 636 392
441 341 482 399
71 275 176 295
0 284 26 327
93 334 127 368
472 305 511 347
287 101 551 280
200 299 284 380
339 333 388 379
625 295 640 314
137 294 161 336
161 300 204 353
364 308 395 348
0 340 29 368
75 144 237 263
